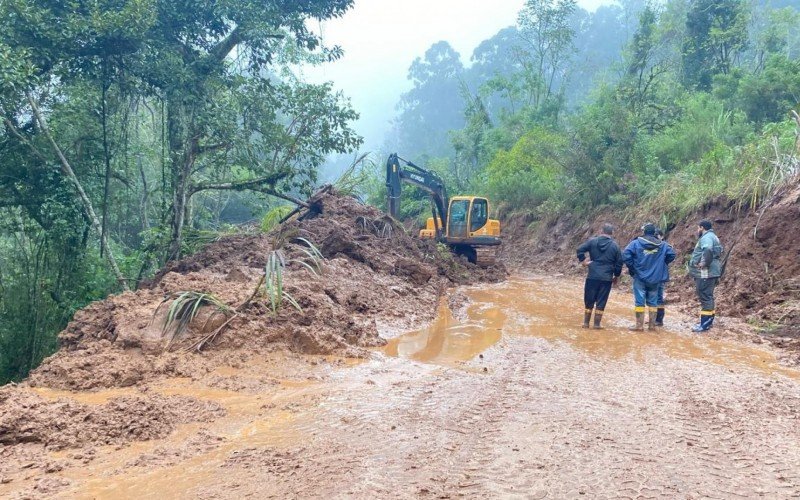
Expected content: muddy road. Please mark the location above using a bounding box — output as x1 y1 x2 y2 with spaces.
3 276 800 498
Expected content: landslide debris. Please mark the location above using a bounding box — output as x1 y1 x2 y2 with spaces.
0 386 225 449
27 190 505 391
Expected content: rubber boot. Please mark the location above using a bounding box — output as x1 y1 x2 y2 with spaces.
593 310 604 329
654 307 665 327
647 310 657 331
628 312 644 331
582 309 592 329
692 313 715 333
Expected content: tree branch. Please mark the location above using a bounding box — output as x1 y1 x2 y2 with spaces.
190 175 310 207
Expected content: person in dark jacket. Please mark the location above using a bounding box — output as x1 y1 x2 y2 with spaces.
689 219 723 332
576 223 623 329
623 223 677 331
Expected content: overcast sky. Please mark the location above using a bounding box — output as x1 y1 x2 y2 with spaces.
300 0 615 151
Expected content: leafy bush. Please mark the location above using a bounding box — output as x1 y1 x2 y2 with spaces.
484 126 566 214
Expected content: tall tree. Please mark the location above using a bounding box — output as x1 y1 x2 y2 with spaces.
682 0 749 90
393 41 466 158
0 0 359 263
515 0 578 113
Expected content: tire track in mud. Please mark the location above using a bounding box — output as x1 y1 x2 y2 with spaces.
244 334 800 499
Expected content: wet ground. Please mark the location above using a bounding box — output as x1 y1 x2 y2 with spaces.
3 276 800 498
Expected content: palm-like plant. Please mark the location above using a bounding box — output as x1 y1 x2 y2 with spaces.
156 291 233 348
264 238 324 314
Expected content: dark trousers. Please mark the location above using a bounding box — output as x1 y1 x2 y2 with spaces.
584 279 612 311
695 277 718 312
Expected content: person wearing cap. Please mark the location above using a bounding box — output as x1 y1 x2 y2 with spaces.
623 223 676 331
689 219 723 332
576 223 623 329
654 227 668 326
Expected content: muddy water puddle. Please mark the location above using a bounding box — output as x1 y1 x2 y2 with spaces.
386 276 799 379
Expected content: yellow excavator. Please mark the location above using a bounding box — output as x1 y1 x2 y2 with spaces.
385 153 501 266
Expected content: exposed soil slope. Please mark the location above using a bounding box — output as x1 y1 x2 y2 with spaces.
501 178 800 360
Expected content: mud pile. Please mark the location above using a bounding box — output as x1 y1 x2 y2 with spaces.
0 386 224 449
502 179 800 360
27 190 505 391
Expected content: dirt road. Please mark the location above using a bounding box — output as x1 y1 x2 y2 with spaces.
3 276 800 498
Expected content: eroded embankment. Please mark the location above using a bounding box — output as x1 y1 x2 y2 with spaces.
500 180 800 362
0 190 504 454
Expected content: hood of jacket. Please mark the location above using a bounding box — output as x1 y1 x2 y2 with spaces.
595 235 615 253
637 235 663 252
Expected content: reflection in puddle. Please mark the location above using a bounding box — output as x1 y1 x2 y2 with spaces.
386 277 799 379
384 301 503 363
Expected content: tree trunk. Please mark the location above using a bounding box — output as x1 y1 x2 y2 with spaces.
165 96 195 262
26 94 130 291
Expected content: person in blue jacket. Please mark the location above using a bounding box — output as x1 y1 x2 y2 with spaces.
623 223 677 331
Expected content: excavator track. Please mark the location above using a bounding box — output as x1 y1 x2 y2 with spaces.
474 246 497 267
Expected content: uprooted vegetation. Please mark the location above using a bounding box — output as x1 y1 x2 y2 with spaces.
26 190 505 391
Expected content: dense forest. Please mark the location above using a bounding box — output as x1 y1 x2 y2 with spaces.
381 0 800 225
0 0 361 382
1 0 799 383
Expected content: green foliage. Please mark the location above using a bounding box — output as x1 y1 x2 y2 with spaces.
263 238 323 315
644 93 752 174
682 0 749 90
484 127 566 214
735 55 800 125
261 206 294 233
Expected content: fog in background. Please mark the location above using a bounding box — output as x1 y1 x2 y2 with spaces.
300 0 614 154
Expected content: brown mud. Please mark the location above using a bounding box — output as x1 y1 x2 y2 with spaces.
27 191 504 392
502 179 800 363
0 190 505 495
3 186 800 497
1 277 798 498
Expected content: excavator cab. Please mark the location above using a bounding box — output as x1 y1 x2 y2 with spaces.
419 197 501 264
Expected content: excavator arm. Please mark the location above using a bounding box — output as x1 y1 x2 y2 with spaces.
386 153 449 240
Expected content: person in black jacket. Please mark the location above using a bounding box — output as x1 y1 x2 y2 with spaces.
576 223 623 329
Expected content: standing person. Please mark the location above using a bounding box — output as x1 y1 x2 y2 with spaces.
689 219 723 332
576 223 623 329
623 223 676 331
654 227 668 327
